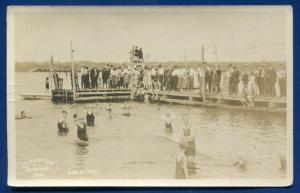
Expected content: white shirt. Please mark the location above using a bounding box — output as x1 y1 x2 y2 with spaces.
158 68 164 75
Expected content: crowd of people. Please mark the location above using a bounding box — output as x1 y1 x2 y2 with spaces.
48 62 287 108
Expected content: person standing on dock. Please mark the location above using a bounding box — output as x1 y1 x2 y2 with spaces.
45 77 49 92
188 66 196 91
197 64 205 94
102 64 111 88
205 65 213 93
256 65 265 96
90 66 98 89
278 64 287 97
158 64 164 91
123 66 130 89
171 66 179 91
216 65 222 92
232 66 240 95
241 66 249 95
267 64 277 97
138 48 144 62
228 64 234 95
80 66 87 90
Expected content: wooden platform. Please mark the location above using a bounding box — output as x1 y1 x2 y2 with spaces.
51 89 131 102
151 90 286 113
50 89 287 113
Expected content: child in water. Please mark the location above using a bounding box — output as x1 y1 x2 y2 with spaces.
86 107 95 126
164 112 173 134
175 141 189 179
57 110 69 135
159 111 173 134
121 103 130 116
105 103 112 119
76 116 89 142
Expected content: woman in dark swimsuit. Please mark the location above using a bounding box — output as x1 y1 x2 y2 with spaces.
182 114 196 158
77 117 88 142
57 111 69 135
86 109 95 126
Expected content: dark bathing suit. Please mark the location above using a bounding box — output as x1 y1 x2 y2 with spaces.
165 121 172 134
77 123 88 141
183 126 196 157
57 120 69 134
86 112 95 126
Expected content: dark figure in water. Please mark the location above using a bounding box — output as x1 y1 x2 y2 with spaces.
86 109 95 127
121 104 130 116
164 112 173 134
15 111 34 120
77 117 88 142
57 110 69 135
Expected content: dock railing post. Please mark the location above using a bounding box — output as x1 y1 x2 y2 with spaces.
70 41 76 102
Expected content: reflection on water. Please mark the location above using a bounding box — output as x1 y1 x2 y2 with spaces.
75 144 89 168
15 73 287 179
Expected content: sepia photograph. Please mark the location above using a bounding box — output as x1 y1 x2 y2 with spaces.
7 6 293 187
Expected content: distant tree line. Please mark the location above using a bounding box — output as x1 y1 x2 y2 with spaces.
15 60 286 72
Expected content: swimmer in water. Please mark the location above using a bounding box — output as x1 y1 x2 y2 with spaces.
76 116 89 143
86 107 95 126
105 103 112 119
15 111 37 120
121 103 130 116
164 112 173 134
57 110 69 135
175 141 189 179
181 113 196 164
159 111 173 134
233 154 248 171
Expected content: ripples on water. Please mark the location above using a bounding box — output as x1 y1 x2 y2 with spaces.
15 73 287 179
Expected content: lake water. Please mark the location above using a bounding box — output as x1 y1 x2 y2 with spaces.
15 72 287 179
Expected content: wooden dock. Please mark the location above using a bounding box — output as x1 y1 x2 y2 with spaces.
150 90 286 113
51 89 131 102
50 89 286 113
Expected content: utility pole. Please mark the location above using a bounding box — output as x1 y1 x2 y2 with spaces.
70 41 76 102
49 55 54 91
201 45 205 64
184 49 187 66
214 45 218 65
201 45 207 103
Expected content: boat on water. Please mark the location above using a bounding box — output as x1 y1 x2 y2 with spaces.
20 93 51 100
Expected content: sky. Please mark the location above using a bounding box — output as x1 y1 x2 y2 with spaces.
11 6 291 63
